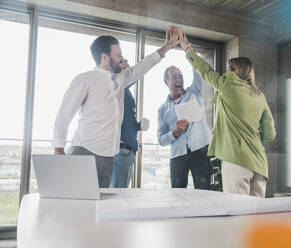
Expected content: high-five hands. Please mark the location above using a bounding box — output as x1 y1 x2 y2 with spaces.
157 26 192 56
177 28 192 51
157 26 180 57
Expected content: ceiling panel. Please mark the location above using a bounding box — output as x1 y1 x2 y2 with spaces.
181 0 290 26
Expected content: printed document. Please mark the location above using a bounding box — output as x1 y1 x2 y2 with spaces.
174 99 202 122
95 189 291 221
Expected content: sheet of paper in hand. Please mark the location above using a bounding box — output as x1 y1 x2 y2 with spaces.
174 98 203 122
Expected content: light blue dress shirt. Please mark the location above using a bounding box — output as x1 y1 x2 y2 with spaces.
157 69 211 159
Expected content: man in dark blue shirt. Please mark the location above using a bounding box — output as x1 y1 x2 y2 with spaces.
110 59 149 187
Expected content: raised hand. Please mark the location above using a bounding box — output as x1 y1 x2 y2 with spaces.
178 28 191 51
165 26 172 44
166 26 180 48
157 26 180 57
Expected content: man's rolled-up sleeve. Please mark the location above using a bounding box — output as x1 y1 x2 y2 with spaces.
157 107 176 146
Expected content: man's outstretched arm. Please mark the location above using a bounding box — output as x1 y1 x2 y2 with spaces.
118 26 180 88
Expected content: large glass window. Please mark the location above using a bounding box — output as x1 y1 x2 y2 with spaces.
0 4 221 234
30 16 136 192
141 37 215 188
0 9 29 225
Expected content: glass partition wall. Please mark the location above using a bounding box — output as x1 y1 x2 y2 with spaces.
0 2 222 236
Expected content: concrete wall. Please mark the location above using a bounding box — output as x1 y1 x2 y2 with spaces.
225 38 239 64
68 0 272 41
239 38 278 197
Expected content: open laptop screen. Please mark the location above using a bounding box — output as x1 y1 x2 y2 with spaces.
32 155 101 200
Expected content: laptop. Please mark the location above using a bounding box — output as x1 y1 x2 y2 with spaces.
32 154 115 200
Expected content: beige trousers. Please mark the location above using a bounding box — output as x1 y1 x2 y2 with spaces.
222 161 267 198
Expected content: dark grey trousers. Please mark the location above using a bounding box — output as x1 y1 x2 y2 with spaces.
170 145 210 189
67 146 113 188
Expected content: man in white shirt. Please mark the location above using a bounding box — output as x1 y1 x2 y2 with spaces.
53 27 179 187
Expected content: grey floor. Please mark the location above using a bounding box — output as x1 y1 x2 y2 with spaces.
0 240 16 248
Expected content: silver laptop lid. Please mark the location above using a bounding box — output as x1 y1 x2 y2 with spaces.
32 154 100 200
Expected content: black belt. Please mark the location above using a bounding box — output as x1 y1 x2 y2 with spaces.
120 143 134 152
187 145 208 154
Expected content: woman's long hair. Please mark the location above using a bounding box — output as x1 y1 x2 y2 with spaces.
228 57 261 95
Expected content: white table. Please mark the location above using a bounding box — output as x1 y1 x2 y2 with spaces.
17 190 291 248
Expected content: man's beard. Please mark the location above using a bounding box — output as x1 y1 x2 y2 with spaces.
110 57 122 73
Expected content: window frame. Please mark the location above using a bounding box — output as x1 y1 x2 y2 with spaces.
0 0 223 238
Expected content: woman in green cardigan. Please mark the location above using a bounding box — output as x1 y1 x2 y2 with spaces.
178 30 276 198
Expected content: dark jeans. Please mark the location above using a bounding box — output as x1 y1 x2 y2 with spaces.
110 147 135 188
170 145 210 189
67 146 113 188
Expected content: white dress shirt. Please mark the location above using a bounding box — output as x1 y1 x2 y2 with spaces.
53 52 161 157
